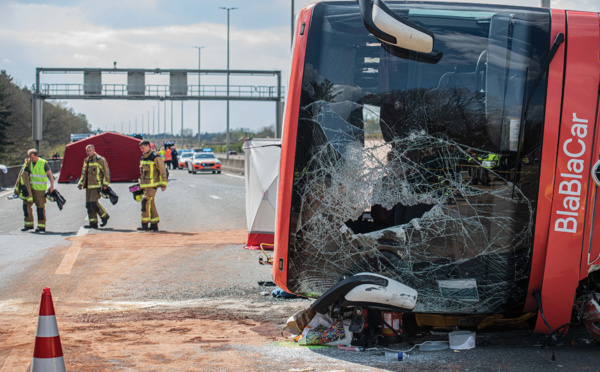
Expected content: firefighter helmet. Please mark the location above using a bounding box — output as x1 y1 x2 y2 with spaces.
129 184 143 202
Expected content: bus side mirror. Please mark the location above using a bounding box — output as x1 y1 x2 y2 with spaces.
592 160 600 187
358 0 434 54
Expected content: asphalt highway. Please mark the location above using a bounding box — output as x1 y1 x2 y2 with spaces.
1 168 599 371
0 168 247 292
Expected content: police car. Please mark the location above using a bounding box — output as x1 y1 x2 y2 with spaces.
187 149 222 174
178 151 194 169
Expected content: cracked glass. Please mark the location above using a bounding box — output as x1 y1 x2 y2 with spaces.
286 2 550 314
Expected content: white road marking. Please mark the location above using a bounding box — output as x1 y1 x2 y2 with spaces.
0 189 15 198
55 226 88 275
223 173 244 180
209 195 221 200
0 348 26 371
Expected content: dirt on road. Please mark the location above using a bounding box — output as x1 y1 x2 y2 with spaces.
2 230 598 372
0 230 334 371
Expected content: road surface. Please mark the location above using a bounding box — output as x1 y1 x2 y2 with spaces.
0 170 598 371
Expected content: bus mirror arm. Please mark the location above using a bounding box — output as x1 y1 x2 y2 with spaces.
357 0 436 54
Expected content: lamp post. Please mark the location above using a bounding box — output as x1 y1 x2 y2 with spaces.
291 0 295 48
219 6 237 159
194 46 205 149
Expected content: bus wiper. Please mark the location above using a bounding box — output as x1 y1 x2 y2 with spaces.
512 33 565 193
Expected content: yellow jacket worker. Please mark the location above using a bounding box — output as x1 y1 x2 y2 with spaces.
78 144 111 229
13 149 55 232
138 140 167 231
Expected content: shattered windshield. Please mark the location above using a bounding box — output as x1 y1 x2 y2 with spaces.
287 2 550 314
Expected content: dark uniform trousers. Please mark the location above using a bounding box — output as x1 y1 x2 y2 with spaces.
23 190 46 228
85 188 108 224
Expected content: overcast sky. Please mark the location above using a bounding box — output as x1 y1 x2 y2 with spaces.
1 0 598 137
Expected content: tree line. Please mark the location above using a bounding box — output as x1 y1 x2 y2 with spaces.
0 70 91 166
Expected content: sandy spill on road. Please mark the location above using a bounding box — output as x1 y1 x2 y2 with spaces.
1 230 361 371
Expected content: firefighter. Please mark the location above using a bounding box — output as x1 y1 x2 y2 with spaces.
138 140 167 231
14 149 55 232
78 144 110 228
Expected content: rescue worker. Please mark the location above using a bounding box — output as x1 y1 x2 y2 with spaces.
14 149 55 232
138 140 167 231
158 147 166 161
165 146 172 169
78 144 110 228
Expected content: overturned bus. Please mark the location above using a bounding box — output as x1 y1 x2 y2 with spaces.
273 0 600 340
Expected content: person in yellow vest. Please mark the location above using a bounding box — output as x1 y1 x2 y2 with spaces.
15 149 54 232
138 140 167 231
78 144 111 229
158 148 166 161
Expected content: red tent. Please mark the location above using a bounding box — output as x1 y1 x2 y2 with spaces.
58 132 142 183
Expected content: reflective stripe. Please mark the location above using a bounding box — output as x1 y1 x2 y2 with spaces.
150 217 160 222
25 221 34 226
37 223 46 228
140 159 166 187
31 356 66 371
33 337 63 359
30 159 48 191
36 315 59 337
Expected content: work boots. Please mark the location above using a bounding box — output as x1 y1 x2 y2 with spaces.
137 223 149 231
149 223 159 232
21 226 34 232
84 223 99 229
100 215 110 227
35 227 45 233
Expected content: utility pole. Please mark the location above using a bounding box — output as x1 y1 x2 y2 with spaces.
291 0 295 48
194 46 205 149
164 101 167 136
171 100 174 136
152 107 155 135
220 6 237 159
181 100 184 138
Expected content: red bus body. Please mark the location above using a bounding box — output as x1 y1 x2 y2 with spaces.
274 2 600 335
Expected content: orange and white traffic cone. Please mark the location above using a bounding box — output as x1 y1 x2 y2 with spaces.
31 287 66 372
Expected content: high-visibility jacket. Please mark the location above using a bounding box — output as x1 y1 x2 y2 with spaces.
158 149 165 159
78 153 110 189
29 158 48 191
481 153 500 169
13 159 33 202
139 151 168 189
165 148 172 161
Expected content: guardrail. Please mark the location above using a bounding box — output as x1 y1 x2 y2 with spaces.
0 158 245 190
0 160 62 189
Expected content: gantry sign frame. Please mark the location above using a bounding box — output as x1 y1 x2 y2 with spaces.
32 67 284 153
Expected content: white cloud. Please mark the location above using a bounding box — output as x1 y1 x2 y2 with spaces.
0 0 598 135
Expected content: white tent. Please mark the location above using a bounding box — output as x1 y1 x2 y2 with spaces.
243 138 281 250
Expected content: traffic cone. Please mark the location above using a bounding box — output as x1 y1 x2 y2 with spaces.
31 287 66 372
